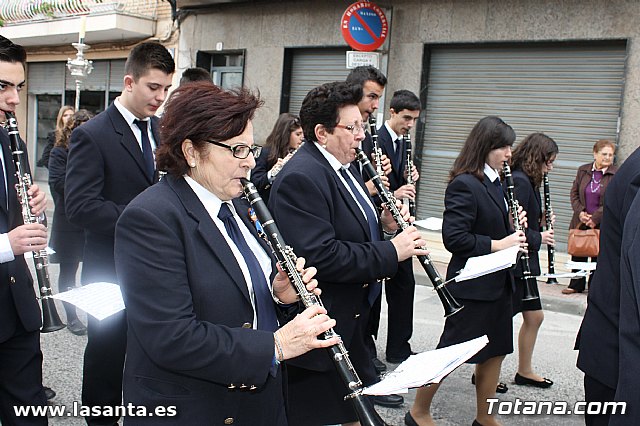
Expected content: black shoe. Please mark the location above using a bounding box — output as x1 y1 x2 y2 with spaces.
404 411 419 426
514 373 553 388
44 386 56 400
472 420 484 426
371 394 404 408
372 357 387 375
67 319 87 336
386 351 417 364
471 373 508 393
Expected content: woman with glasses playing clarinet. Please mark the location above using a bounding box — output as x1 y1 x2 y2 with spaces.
114 82 340 425
508 133 558 390
406 116 526 426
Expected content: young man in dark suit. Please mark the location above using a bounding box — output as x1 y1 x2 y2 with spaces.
65 41 174 426
375 90 421 364
577 145 640 426
0 35 49 425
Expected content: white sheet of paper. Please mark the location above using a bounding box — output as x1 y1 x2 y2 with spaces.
413 217 443 231
52 282 124 321
455 245 520 282
566 261 597 271
363 336 488 395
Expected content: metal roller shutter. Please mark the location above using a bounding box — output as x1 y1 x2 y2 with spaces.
27 62 65 94
288 48 350 116
417 42 627 251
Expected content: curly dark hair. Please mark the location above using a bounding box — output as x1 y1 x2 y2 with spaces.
55 109 94 149
449 116 516 182
156 81 263 176
511 132 559 188
299 81 362 143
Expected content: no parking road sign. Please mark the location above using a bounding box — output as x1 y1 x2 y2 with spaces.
341 2 388 52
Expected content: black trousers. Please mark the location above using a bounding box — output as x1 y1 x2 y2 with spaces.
584 374 615 426
0 325 47 426
82 309 127 426
385 258 415 359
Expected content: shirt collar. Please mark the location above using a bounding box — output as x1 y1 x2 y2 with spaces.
384 121 400 142
114 97 150 126
183 175 231 219
314 141 348 171
484 163 501 182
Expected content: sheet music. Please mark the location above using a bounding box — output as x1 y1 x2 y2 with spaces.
455 245 520 282
52 282 124 321
363 336 488 395
566 261 597 271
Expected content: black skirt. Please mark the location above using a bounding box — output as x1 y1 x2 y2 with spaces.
437 281 513 364
512 276 543 313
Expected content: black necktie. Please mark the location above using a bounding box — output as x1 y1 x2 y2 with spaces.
493 178 506 213
338 168 381 305
218 203 278 332
395 136 404 168
0 153 7 233
133 119 155 181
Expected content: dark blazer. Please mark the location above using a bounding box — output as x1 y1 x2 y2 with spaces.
115 175 285 425
569 162 617 229
269 141 398 372
577 147 640 391
376 123 406 190
0 129 41 343
613 188 640 424
442 172 513 301
48 146 84 263
250 146 274 203
512 169 542 276
65 103 160 284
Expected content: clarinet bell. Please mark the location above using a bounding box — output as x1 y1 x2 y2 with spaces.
41 297 66 333
438 287 464 318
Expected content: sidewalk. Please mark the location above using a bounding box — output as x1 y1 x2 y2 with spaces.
416 229 588 317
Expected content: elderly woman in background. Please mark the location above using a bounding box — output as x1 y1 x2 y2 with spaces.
250 112 304 203
114 81 338 425
563 139 618 294
48 109 94 336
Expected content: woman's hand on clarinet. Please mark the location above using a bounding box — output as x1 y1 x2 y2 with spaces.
492 230 527 252
541 229 555 246
274 305 339 360
272 257 319 304
27 184 47 218
517 205 528 229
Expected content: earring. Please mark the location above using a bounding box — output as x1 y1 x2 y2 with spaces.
190 163 196 168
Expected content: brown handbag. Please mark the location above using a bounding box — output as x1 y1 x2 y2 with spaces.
567 227 600 257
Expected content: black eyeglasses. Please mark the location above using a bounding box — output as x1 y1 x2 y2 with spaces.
206 140 262 159
335 122 366 136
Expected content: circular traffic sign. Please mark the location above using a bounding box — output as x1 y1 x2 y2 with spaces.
341 2 388 52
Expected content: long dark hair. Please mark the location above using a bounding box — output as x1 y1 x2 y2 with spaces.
511 132 559 188
265 113 301 168
449 116 516 182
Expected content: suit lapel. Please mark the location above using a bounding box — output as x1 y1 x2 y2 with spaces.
0 133 11 216
107 105 154 185
168 176 252 304
483 174 509 227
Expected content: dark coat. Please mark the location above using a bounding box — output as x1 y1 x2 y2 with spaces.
65 103 160 284
376 123 406 190
269 141 398 373
569 162 617 229
48 146 84 263
0 129 41 343
442 172 514 301
512 169 542 277
577 147 640 391
250 146 274 204
115 175 286 425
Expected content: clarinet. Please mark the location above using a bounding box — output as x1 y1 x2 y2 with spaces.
240 178 387 426
4 112 65 332
270 142 304 178
543 173 558 284
355 149 463 317
369 115 384 176
502 162 539 301
404 133 417 218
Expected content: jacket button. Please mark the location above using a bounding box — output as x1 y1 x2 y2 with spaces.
239 384 247 389
228 384 235 389
362 283 368 288
9 276 15 284
249 385 257 390
224 418 234 424
241 322 252 329
354 313 360 319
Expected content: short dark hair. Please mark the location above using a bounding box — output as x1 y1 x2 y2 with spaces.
0 35 27 66
124 42 175 81
450 116 516 182
299 81 362 143
511 132 559 187
179 67 212 85
390 90 420 112
345 66 387 88
157 81 262 176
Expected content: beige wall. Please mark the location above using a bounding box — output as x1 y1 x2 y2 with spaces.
178 0 640 158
